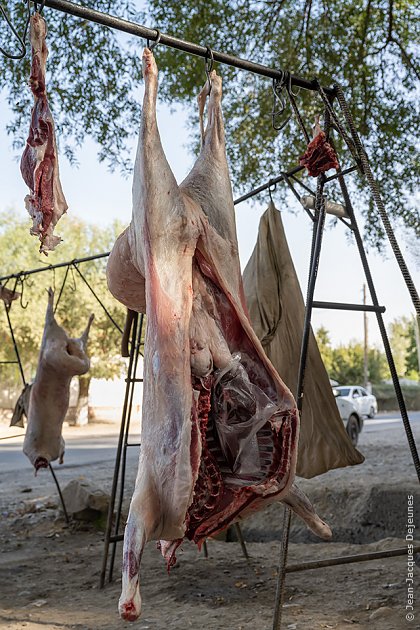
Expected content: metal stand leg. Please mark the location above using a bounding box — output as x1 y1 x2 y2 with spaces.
99 312 144 588
272 169 328 629
49 463 70 524
272 506 292 630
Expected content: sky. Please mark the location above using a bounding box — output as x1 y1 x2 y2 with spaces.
1 11 419 350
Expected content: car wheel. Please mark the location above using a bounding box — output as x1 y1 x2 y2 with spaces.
346 415 359 447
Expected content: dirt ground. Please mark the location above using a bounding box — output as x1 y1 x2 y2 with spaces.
1 417 419 630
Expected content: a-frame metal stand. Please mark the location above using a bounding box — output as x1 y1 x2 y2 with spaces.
99 310 144 587
270 123 420 628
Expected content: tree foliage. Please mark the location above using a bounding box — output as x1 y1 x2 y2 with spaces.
0 212 127 388
315 327 390 383
1 0 419 247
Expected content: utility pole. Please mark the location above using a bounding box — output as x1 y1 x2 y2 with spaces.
363 284 369 388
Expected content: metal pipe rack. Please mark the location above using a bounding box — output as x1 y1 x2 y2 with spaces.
39 0 336 96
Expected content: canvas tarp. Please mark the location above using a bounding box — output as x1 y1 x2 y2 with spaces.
242 201 364 479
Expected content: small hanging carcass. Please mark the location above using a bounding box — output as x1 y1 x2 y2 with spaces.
23 288 93 471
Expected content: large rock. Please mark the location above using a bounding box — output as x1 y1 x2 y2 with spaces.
61 479 109 521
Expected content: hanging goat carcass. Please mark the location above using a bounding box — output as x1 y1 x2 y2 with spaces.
107 49 331 621
20 12 68 254
23 289 93 471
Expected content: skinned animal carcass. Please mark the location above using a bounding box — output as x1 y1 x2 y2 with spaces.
20 12 67 254
107 49 331 622
23 289 93 471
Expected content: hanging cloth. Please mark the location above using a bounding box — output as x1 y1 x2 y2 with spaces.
242 201 364 478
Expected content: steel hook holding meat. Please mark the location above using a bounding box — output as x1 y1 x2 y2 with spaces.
107 48 331 622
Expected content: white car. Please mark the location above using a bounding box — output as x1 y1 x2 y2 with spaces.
335 386 378 419
333 390 363 446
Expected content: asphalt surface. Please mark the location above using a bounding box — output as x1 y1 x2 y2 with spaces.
1 412 419 475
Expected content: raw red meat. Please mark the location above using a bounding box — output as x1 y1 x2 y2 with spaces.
20 13 67 254
299 117 339 177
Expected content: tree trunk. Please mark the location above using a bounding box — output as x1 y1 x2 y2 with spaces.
74 375 91 426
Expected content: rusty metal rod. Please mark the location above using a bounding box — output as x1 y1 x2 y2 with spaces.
39 0 335 95
286 546 420 573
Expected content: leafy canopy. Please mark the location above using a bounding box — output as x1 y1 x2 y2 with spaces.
1 0 419 247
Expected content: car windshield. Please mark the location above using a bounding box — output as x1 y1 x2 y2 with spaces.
336 388 351 396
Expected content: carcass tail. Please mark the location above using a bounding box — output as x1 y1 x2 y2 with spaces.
282 483 332 540
119 516 144 621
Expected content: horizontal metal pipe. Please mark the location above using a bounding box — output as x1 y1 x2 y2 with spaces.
325 165 359 182
286 546 420 573
0 252 110 283
313 300 386 313
234 166 305 206
40 0 335 95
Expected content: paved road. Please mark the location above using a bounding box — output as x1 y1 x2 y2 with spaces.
363 410 420 432
1 412 419 474
0 431 140 474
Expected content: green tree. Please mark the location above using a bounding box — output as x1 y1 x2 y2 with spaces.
0 211 127 422
329 341 389 384
388 315 412 376
1 1 418 247
315 325 333 375
405 317 420 380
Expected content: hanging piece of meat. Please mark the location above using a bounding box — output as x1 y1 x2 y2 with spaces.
10 383 32 428
23 289 93 471
107 49 331 622
299 115 339 177
20 12 68 254
0 283 20 307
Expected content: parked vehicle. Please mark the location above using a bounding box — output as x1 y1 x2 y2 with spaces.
333 389 363 446
335 386 378 419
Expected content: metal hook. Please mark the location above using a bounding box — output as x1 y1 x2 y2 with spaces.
0 0 31 60
268 180 277 204
33 1 46 13
205 46 214 92
272 74 292 131
147 29 161 50
18 276 29 310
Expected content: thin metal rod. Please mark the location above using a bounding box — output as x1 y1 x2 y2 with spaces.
233 166 304 206
39 0 335 95
54 264 70 313
4 303 26 386
324 165 358 182
313 301 386 313
296 177 327 411
109 314 144 582
99 311 139 589
234 523 250 561
71 263 123 334
48 463 69 524
202 540 209 558
272 506 292 630
286 546 420 573
0 252 110 283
